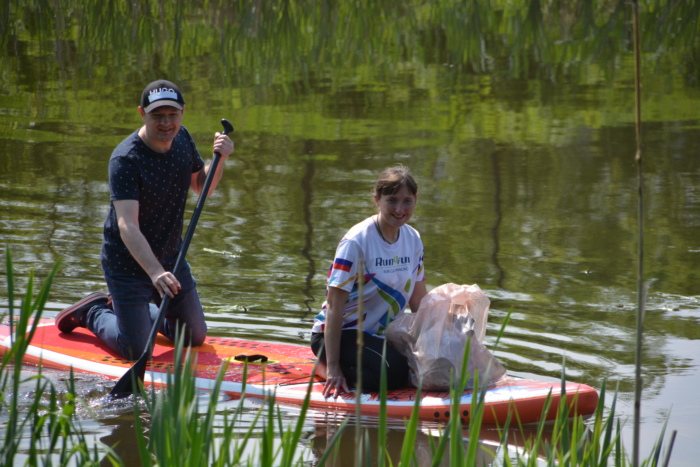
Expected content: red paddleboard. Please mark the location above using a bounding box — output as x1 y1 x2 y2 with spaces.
1 318 599 424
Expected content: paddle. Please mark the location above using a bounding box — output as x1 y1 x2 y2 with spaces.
109 118 234 398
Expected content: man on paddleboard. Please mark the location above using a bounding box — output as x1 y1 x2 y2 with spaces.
56 79 234 360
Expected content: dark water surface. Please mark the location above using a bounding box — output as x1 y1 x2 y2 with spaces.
2 1 699 465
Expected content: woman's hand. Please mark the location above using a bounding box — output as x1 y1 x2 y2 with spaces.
322 362 349 398
322 286 351 398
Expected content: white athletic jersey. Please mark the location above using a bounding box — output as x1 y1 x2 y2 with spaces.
312 216 425 337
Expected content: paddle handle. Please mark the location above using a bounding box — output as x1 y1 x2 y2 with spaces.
149 118 234 342
172 119 234 276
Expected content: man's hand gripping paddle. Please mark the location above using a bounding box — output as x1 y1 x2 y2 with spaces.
109 119 234 398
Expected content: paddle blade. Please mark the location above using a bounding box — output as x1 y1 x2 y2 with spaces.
109 355 147 398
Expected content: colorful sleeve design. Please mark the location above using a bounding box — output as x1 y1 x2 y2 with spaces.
332 257 353 273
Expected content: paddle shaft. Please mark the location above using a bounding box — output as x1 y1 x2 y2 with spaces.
109 119 233 397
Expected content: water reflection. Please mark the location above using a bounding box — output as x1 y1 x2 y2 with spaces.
2 0 700 464
490 149 506 288
307 413 560 466
300 141 318 314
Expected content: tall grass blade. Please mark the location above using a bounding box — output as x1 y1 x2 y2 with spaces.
429 424 449 467
354 258 365 467
132 400 153 467
397 378 422 466
4 247 14 341
597 381 621 466
647 415 669 467
262 391 278 465
632 1 647 465
492 308 512 352
662 430 677 467
453 338 472 466
363 430 372 467
377 339 388 467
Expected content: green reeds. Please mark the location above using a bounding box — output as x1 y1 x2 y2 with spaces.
1 248 114 466
135 326 331 466
133 330 268 466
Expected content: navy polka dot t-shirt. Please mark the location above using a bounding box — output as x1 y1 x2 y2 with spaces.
101 126 205 278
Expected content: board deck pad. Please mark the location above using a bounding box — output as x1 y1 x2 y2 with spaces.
1 319 599 423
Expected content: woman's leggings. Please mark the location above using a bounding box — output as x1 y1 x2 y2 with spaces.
310 330 409 391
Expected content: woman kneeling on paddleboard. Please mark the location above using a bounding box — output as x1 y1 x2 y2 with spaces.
311 165 428 398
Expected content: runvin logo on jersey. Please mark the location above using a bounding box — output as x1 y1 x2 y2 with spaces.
375 256 411 267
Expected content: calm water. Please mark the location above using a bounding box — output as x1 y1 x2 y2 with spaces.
2 1 699 465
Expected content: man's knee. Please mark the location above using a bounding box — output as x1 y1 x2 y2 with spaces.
117 334 150 361
164 320 207 347
186 327 206 347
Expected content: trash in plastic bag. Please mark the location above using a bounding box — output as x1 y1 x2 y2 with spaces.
386 283 507 390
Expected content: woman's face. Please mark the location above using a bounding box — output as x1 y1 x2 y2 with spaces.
374 185 417 229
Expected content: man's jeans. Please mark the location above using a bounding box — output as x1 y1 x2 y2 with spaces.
88 262 207 360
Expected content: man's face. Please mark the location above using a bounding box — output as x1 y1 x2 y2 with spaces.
141 106 184 144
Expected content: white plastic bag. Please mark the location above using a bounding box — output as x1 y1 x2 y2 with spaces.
386 283 506 390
